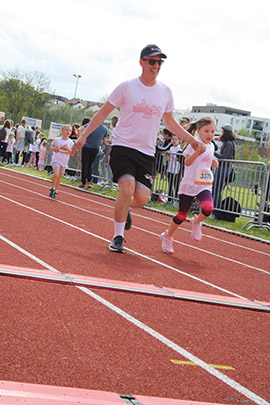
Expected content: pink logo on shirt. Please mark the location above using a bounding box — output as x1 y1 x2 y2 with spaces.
133 99 162 119
201 155 212 165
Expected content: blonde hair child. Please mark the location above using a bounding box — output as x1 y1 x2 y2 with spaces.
49 124 74 198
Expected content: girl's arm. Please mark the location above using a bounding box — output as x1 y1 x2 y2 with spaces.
65 146 72 153
184 150 201 166
50 140 59 152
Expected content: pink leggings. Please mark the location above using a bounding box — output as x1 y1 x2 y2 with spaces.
173 190 214 225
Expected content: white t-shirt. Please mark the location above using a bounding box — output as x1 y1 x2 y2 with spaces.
32 139 39 153
108 77 174 156
17 125 26 139
51 137 74 168
179 139 214 196
6 137 15 153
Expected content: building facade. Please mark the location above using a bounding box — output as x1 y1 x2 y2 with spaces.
173 103 270 147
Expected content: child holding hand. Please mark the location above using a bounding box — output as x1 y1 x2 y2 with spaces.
160 116 219 254
49 124 74 198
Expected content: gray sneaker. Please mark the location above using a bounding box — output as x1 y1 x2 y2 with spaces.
109 236 125 253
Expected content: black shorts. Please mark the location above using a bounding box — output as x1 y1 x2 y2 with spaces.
110 146 155 190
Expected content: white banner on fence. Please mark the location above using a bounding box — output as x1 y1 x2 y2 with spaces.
22 116 42 129
49 122 63 139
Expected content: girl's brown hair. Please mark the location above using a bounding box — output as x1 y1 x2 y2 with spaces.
180 115 216 150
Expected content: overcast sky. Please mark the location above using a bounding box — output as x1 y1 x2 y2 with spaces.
1 0 270 118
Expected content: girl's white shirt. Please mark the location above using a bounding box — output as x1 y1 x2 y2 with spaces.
6 137 15 153
51 137 74 168
179 138 214 196
17 125 26 139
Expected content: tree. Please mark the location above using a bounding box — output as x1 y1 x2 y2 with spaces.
0 69 51 120
236 142 263 162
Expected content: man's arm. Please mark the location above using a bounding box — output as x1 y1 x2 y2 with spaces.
162 112 206 153
72 101 115 154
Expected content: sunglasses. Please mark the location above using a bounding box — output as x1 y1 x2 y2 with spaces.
142 58 164 66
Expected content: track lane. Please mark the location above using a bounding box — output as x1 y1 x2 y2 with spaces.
0 190 269 305
1 169 269 262
0 174 269 303
0 168 269 404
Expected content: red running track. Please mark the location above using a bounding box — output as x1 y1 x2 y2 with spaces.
0 167 269 404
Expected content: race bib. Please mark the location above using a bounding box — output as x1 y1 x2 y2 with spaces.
195 168 213 185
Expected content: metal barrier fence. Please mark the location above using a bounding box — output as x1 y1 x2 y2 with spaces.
152 152 269 228
243 166 270 230
44 144 270 229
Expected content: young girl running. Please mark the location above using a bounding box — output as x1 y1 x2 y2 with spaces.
49 124 74 198
160 116 219 254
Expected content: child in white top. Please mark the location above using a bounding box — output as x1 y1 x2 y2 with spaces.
49 124 74 198
6 132 15 164
38 139 47 171
166 135 182 204
160 116 219 254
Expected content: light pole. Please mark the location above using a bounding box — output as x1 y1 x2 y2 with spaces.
70 74 81 124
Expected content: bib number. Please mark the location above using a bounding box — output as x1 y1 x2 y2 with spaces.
195 168 213 185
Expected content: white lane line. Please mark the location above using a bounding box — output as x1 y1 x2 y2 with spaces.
0 172 269 257
0 235 268 405
0 194 268 309
0 180 269 276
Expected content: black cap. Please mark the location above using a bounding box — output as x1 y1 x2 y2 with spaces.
140 44 167 59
